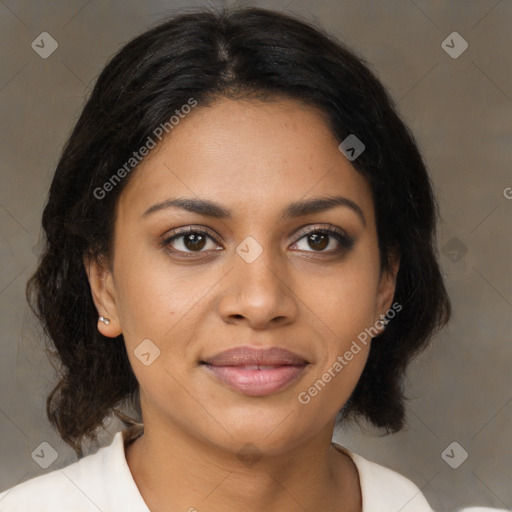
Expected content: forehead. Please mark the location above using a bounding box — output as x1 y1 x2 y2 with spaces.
118 96 374 223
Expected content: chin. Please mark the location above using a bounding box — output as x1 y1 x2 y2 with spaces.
207 409 312 454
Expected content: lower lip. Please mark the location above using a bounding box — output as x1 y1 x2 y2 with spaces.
202 364 308 396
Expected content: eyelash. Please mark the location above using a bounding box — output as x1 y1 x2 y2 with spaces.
161 224 354 258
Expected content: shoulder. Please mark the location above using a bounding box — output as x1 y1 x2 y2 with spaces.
0 452 101 511
0 440 113 512
333 442 434 512
0 429 147 512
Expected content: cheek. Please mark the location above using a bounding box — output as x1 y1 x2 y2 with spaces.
296 273 375 418
113 240 179 336
304 249 380 347
293 244 378 410
112 243 205 393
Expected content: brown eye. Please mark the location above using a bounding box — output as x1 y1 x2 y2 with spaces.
163 227 221 255
181 232 207 251
306 232 329 251
292 227 354 254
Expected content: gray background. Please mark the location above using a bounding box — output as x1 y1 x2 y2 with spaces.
0 1 510 511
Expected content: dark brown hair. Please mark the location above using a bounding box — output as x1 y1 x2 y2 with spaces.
26 5 451 455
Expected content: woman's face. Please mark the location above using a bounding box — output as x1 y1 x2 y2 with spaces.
86 96 399 455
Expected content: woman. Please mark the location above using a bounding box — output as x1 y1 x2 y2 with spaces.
0 6 451 511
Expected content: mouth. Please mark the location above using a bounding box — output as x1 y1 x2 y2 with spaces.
200 346 310 397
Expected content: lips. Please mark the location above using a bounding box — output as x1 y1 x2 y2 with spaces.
201 346 308 367
200 346 309 397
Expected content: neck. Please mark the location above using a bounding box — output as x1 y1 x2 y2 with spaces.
125 420 361 512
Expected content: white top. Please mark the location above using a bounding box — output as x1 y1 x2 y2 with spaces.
0 426 434 512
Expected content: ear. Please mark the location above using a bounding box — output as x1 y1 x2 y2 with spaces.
83 253 122 338
374 248 401 333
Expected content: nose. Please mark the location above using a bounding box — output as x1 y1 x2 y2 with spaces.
216 242 299 330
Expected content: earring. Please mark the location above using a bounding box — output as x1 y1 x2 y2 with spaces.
378 314 389 326
99 316 111 325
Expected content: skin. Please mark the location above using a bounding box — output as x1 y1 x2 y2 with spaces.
84 96 400 512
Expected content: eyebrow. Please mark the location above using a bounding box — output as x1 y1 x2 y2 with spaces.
141 195 366 227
